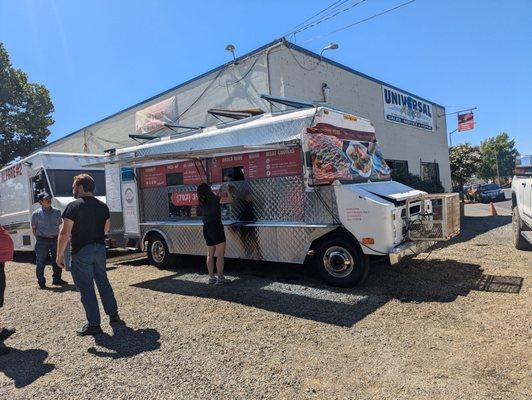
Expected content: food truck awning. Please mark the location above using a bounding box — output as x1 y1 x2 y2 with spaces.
84 108 317 168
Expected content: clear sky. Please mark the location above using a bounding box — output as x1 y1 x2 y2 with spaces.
1 0 531 153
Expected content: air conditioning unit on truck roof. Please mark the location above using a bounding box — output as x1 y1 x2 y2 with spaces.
88 96 460 287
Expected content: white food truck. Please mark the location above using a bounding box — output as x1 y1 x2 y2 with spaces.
90 97 460 287
0 152 123 251
511 155 532 249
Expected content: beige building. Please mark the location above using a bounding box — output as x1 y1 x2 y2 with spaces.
42 39 451 190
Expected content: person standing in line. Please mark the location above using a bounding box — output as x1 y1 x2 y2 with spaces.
197 183 227 285
56 174 122 336
0 225 16 356
31 193 68 289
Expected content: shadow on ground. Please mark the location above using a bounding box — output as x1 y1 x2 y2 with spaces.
453 215 511 243
88 323 160 359
0 346 54 388
124 211 521 327
131 254 511 327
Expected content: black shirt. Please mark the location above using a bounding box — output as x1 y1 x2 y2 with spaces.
201 196 222 224
62 196 110 254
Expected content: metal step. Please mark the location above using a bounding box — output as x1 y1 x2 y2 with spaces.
521 231 532 244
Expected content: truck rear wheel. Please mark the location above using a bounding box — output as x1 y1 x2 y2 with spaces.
512 206 530 250
313 235 369 287
147 234 174 268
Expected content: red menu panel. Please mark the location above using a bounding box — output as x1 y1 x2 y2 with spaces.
140 165 166 188
141 149 302 188
141 161 207 188
209 149 302 182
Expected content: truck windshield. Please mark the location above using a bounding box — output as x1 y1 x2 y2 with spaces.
46 170 106 197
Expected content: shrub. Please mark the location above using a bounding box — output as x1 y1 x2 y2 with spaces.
391 169 445 194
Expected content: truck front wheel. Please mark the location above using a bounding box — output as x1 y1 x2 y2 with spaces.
512 206 530 250
313 235 370 287
147 234 173 268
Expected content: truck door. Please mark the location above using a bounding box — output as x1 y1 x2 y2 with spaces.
526 177 532 224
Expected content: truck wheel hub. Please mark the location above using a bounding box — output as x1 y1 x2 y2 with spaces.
324 247 354 278
151 241 165 263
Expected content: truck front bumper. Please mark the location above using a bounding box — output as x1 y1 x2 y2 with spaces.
389 240 435 265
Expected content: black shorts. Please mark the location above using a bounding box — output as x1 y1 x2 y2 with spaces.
203 221 226 247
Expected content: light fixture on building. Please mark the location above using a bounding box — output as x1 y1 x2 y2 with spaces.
322 83 330 103
320 43 339 57
225 44 238 64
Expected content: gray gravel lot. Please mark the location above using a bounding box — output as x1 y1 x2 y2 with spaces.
0 203 530 399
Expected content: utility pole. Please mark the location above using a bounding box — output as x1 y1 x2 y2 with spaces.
495 150 500 185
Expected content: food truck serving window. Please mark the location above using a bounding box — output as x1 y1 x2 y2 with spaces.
166 172 183 186
222 166 244 182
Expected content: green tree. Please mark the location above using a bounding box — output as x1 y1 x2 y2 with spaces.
0 42 54 167
449 143 481 187
477 133 519 183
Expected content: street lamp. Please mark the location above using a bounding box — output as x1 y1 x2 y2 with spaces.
225 44 237 64
320 43 339 57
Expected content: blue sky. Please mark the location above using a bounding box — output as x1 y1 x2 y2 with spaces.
1 0 531 153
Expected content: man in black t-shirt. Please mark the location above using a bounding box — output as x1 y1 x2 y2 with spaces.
56 174 123 336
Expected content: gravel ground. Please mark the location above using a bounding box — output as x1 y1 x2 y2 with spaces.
0 204 530 399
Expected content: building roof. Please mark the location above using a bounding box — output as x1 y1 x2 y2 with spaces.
43 38 444 150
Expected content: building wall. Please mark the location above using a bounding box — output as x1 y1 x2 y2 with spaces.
269 45 451 191
42 41 451 190
43 52 272 154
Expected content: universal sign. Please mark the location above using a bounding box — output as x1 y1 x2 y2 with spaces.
382 85 434 131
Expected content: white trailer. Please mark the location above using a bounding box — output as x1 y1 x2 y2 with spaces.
0 152 111 251
90 100 460 287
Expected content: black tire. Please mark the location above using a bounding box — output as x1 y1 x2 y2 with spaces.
512 206 530 250
146 233 174 268
313 234 370 287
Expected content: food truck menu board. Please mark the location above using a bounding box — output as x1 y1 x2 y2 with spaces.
140 161 207 188
209 148 302 182
140 149 302 188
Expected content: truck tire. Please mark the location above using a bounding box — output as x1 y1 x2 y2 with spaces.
313 235 370 288
512 206 530 250
146 234 174 268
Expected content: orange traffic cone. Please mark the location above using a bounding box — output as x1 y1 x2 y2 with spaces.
489 202 497 216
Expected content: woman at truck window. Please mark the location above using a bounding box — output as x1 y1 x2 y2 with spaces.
197 183 227 285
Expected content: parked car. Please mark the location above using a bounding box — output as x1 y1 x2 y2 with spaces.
477 183 506 203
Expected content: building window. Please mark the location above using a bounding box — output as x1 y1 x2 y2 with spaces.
386 159 409 173
421 161 440 182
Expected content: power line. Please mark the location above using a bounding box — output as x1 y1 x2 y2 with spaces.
303 0 417 43
291 0 367 37
281 0 348 38
217 54 262 87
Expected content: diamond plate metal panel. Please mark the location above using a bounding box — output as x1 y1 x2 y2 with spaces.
141 223 334 264
140 187 169 221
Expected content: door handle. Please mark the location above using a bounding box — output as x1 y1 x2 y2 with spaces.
523 182 527 187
